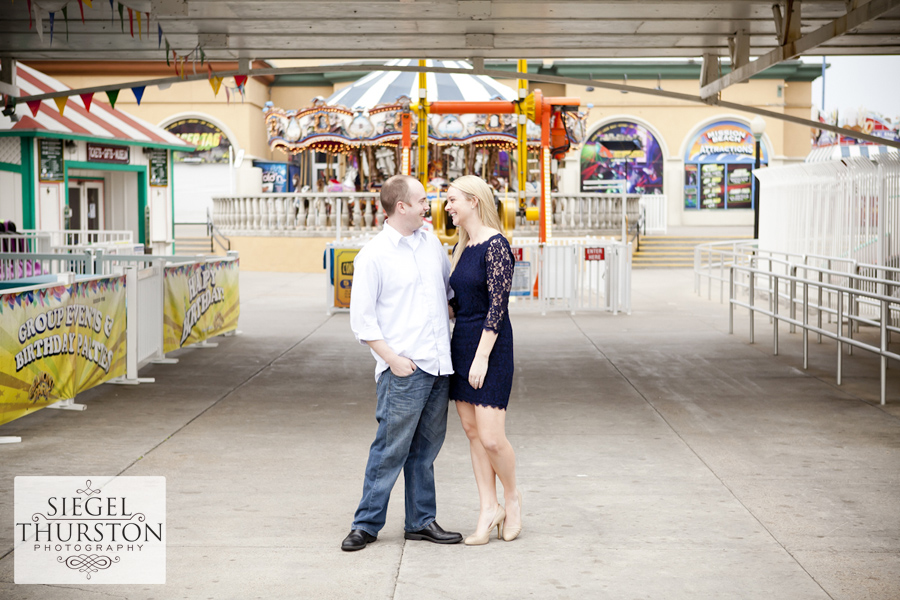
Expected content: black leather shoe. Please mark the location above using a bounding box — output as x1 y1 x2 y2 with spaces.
341 529 377 551
404 521 463 544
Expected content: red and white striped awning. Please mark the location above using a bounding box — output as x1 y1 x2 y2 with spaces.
1 63 192 150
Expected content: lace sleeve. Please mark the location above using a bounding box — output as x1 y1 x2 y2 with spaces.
483 236 514 333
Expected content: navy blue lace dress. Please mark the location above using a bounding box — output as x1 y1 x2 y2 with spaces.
449 234 515 410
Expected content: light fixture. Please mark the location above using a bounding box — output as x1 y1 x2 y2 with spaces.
750 115 766 140
620 74 629 94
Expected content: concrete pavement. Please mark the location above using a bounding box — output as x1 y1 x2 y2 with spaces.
1 267 898 600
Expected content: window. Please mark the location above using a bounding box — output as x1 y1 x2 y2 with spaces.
581 121 664 194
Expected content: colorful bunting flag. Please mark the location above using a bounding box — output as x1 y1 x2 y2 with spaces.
53 96 67 116
26 100 41 117
27 0 32 29
136 11 142 39
132 86 145 105
106 89 119 109
200 47 205 66
49 11 55 45
61 6 68 41
234 75 247 88
210 76 222 96
165 39 170 64
109 0 113 25
146 11 149 37
76 0 84 23
84 0 93 8
80 93 94 111
118 2 124 33
158 23 162 48
128 7 133 37
225 86 230 104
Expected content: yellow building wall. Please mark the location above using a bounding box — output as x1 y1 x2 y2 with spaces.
228 236 331 272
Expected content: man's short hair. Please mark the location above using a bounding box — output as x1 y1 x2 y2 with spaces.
380 175 417 215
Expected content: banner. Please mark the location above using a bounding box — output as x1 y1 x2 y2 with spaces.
0 277 126 426
163 259 239 353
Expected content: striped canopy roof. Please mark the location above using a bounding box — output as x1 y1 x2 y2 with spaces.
327 59 517 109
0 63 192 150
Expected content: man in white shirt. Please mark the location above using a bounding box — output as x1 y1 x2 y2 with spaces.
342 175 462 551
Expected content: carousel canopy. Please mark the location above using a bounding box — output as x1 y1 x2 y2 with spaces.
327 59 517 108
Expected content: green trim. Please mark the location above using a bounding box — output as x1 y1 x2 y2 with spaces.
63 160 148 243
65 160 146 173
67 175 105 182
20 137 35 229
0 130 189 152
170 149 175 250
0 161 21 174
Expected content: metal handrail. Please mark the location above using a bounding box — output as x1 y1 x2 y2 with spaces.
729 263 900 405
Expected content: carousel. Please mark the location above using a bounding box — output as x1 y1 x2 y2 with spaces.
263 59 590 242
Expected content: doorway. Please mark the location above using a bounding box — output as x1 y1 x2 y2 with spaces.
67 179 104 240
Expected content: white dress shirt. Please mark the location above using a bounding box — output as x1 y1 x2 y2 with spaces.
350 222 454 380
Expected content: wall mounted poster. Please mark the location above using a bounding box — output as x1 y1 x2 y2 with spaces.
700 163 725 209
149 149 169 187
726 164 753 209
38 139 64 182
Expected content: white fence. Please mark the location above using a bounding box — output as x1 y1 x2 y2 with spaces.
325 236 631 316
755 154 900 267
639 194 668 234
213 192 642 239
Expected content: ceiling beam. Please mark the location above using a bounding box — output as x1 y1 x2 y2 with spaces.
700 0 900 99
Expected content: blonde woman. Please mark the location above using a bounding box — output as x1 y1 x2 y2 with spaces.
445 175 522 545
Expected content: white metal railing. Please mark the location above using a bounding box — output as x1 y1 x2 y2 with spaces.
728 263 900 405
324 236 631 316
213 192 643 239
755 154 900 267
639 194 668 234
0 251 93 280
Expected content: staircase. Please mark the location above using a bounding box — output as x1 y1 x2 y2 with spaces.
633 235 752 268
173 237 215 255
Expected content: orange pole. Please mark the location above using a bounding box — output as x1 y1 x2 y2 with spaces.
401 112 411 175
539 100 551 243
428 101 517 115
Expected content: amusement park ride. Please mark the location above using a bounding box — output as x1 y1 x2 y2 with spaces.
263 60 586 246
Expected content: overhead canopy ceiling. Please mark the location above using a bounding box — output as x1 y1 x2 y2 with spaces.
0 0 898 62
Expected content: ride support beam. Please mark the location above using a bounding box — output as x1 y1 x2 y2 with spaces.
700 0 900 100
516 59 528 212
428 101 516 114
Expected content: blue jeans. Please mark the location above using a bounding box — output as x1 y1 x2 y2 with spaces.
351 368 450 536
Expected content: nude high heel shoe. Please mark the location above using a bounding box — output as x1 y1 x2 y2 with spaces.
501 491 523 541
464 505 506 546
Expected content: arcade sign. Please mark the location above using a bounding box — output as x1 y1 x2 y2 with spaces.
87 143 130 164
165 118 232 164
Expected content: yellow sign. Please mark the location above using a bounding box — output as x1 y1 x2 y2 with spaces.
333 249 359 309
164 259 240 353
0 277 127 426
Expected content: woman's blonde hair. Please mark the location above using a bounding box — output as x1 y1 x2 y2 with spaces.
449 175 503 271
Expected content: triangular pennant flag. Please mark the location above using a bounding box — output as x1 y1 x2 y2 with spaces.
146 12 149 37
136 11 142 39
109 0 113 24
181 57 187 79
158 23 162 48
83 0 93 8
234 75 248 88
210 76 222 96
118 2 124 32
27 100 41 117
207 63 212 79
200 47 205 66
128 8 133 37
61 6 68 41
106 89 119 109
174 53 179 77
225 86 230 104
80 93 94 111
27 0 32 29
165 39 169 64
49 12 55 45
131 86 145 105
53 96 67 116
76 0 84 23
